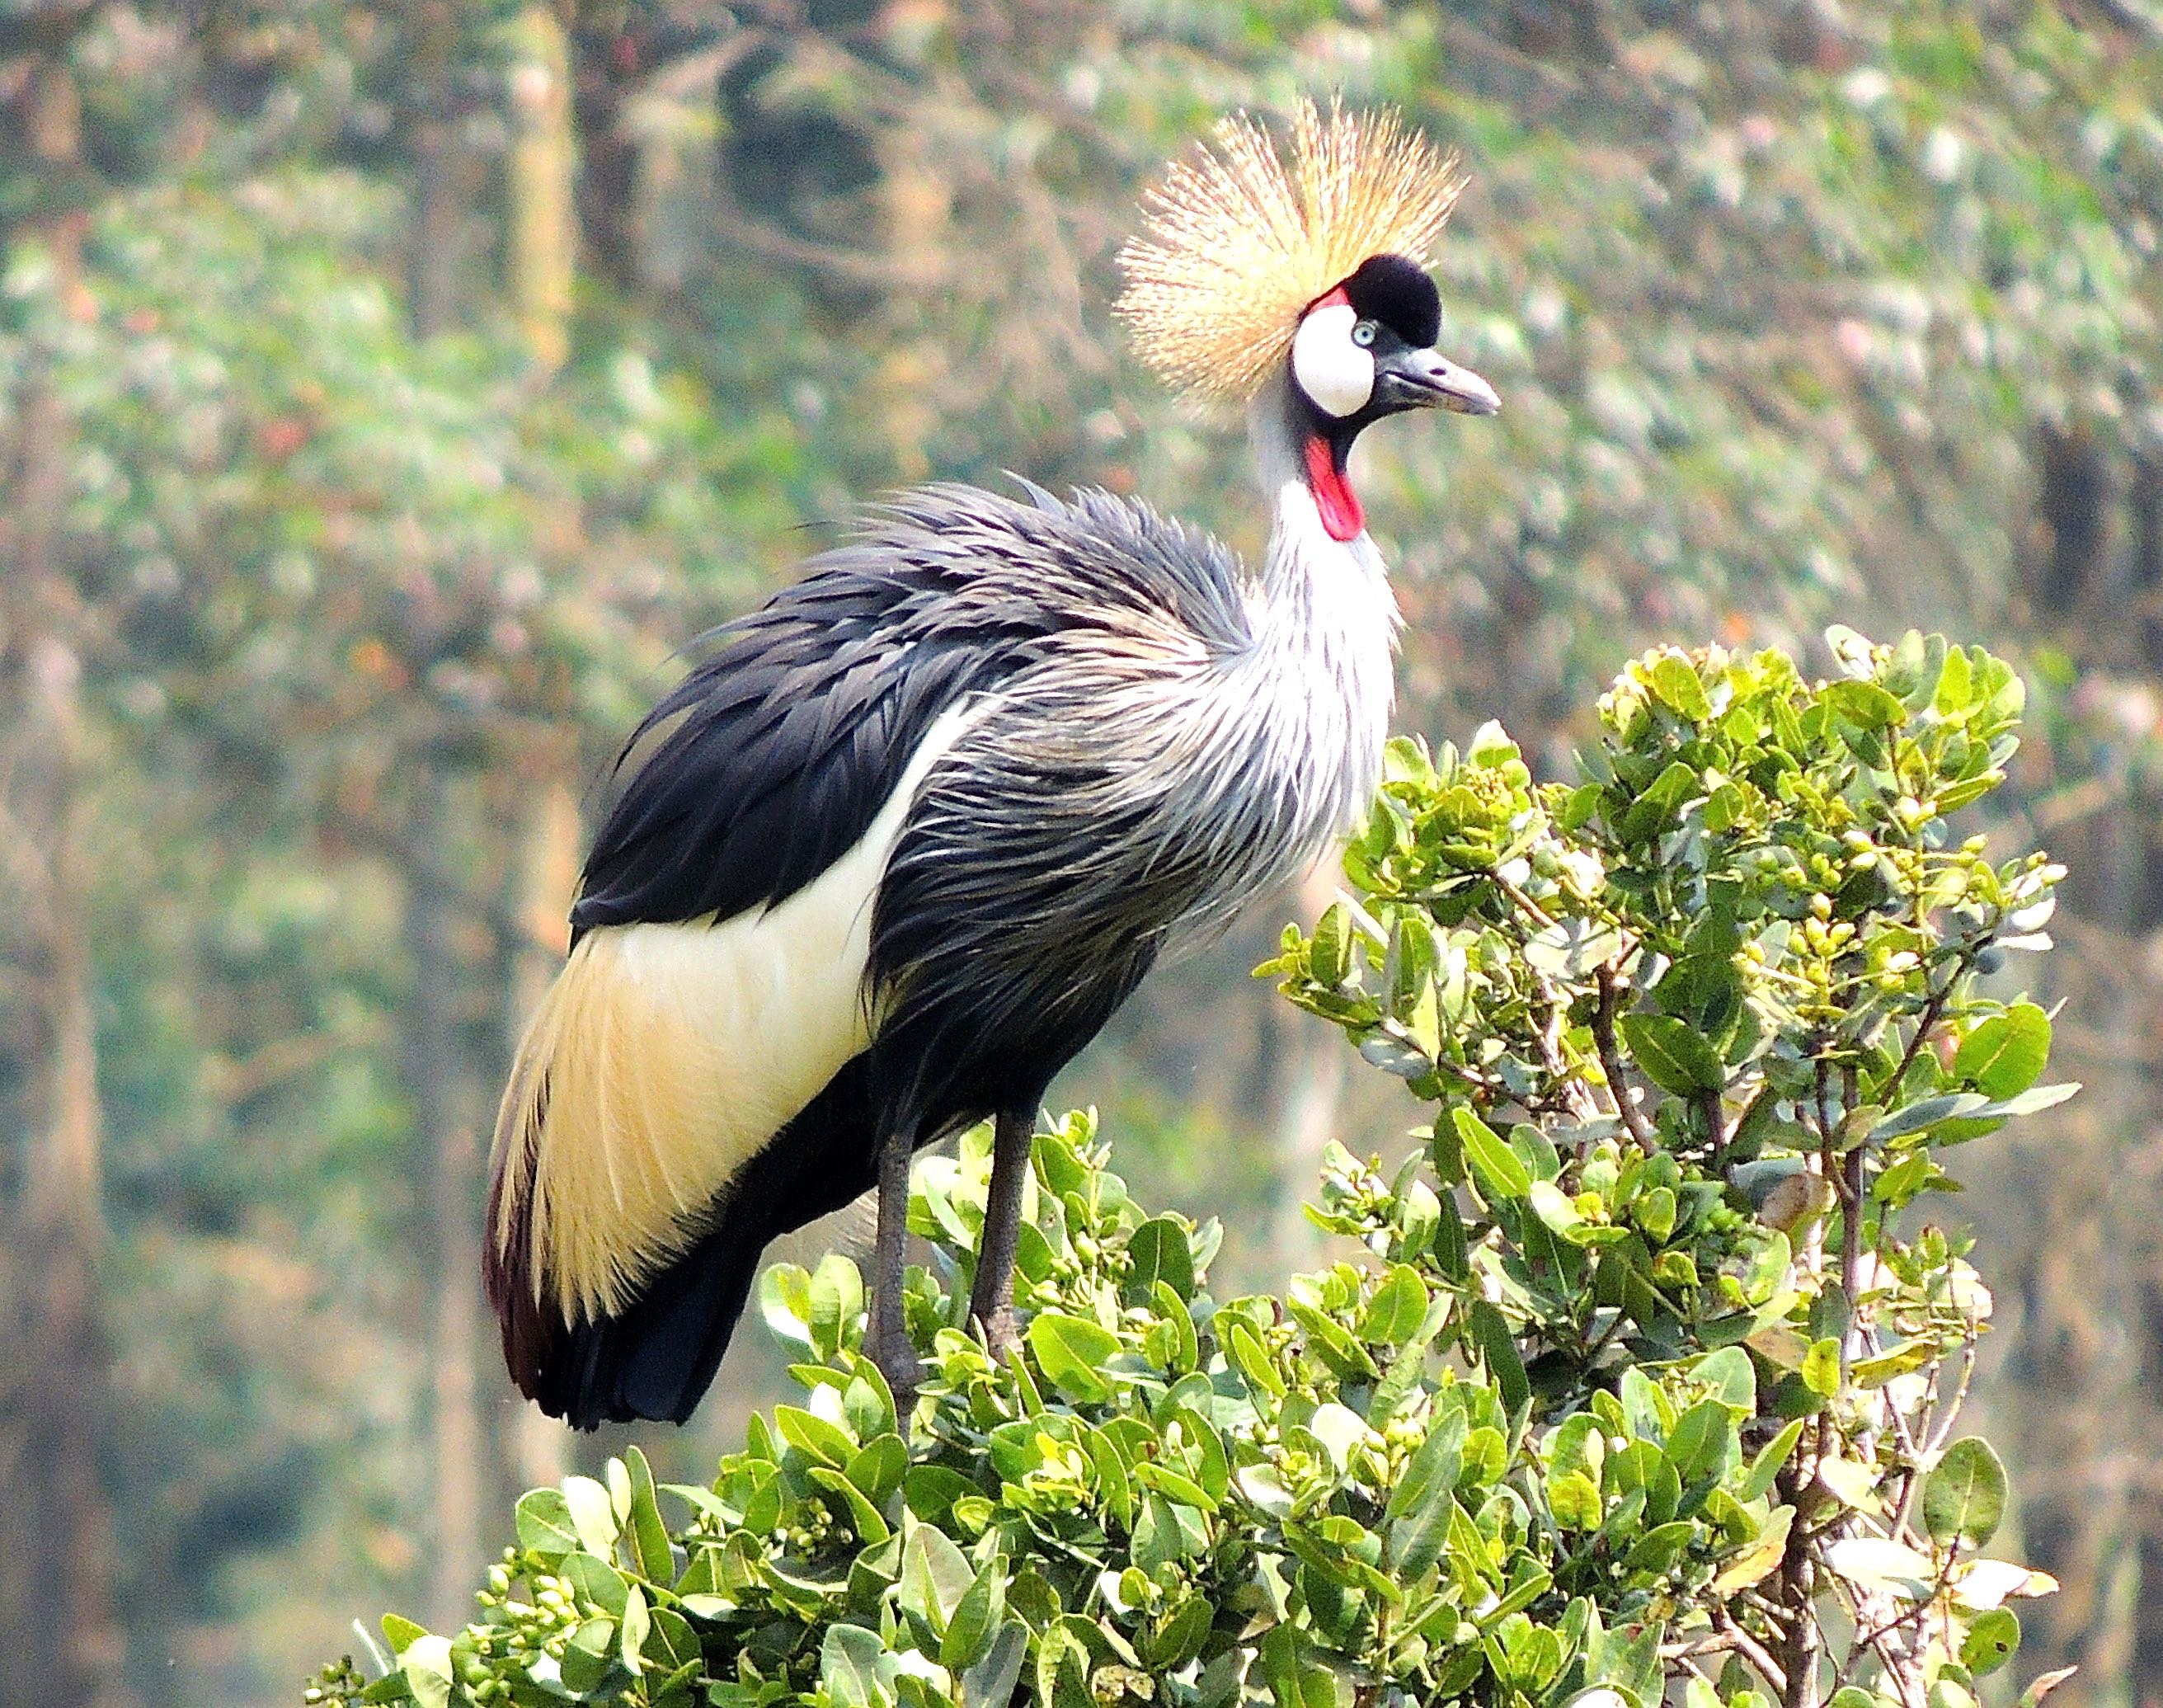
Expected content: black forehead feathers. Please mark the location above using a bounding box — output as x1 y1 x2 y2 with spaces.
1340 253 1441 347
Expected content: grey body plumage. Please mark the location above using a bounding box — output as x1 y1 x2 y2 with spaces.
873 463 1397 1108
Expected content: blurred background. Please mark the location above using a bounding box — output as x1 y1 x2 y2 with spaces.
1 2 2160 1704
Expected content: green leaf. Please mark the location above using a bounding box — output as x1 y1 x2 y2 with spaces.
773 1405 856 1469
821 1623 890 1706
562 1550 629 1619
1226 1317 1286 1399
1693 1346 1757 1411
847 1433 909 1505
1618 1013 1727 1094
1651 653 1713 721
1954 1005 2051 1099
562 1475 619 1554
1962 1609 2020 1677
962 1621 1030 1708
1309 902 1353 986
806 1466 892 1544
644 1605 700 1673
622 1447 674 1582
1526 916 1626 978
942 1560 1007 1671
1467 1300 1530 1413
1387 1477 1459 1581
1740 1419 1808 1501
900 1521 975 1639
1550 1470 1603 1532
397 1634 455 1708
1620 1367 1669 1441
904 1464 980 1525
1386 1408 1467 1525
1665 1399 1735 1483
1026 1310 1121 1404
1972 1082 2080 1118
1711 1505 1793 1594
1823 678 1908 730
514 1488 580 1561
1456 1108 1531 1202
1800 1338 1841 1400
1142 1596 1214 1673
380 1615 428 1657
1357 1264 1429 1347
759 1263 815 1354
807 1254 864 1360
1126 1216 1195 1303
1869 1094 1991 1141
1924 1438 2009 1547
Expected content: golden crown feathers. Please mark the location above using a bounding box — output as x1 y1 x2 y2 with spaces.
1116 99 1466 406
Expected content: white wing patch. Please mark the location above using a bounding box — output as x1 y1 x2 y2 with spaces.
491 703 977 1324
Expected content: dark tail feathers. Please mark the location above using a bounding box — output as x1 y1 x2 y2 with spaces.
510 1060 880 1430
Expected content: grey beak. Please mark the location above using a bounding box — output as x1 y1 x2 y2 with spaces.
1389 349 1502 416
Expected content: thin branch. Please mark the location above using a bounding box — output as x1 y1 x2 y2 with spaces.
1886 977 1957 1099
1594 963 1658 1153
1714 1607 1789 1696
1813 1054 1840 1149
1923 1343 1977 1454
1696 1088 1729 1156
1488 869 1557 929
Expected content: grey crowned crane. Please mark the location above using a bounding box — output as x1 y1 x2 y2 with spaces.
486 101 1500 1428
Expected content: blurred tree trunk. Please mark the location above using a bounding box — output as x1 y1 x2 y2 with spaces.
501 1 580 1489
1994 412 2163 1706
404 768 487 1626
0 49 134 1708
507 3 575 374
569 11 643 293
502 764 580 1489
407 0 487 1625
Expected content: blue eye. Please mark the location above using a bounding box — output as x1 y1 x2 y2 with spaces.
1352 320 1378 347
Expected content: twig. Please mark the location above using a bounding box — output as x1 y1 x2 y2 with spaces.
1848 1547 1955 1659
1488 869 1557 929
1841 1141 1866 1367
1696 1088 1729 1157
1886 973 1959 1097
1714 1607 1789 1696
1813 1055 1840 1149
1594 964 1658 1153
1924 1343 1977 1454
1479 873 1600 1121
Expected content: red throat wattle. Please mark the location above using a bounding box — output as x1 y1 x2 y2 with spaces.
1303 433 1364 543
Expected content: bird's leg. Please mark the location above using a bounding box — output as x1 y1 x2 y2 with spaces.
869 1117 922 1408
967 1107 1036 1362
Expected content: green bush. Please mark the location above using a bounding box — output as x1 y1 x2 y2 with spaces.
315 631 2067 1708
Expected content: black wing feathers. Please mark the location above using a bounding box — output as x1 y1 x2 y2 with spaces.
572 544 1026 934
570 483 1245 936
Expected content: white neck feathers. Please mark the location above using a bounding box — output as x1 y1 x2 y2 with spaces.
1243 373 1403 835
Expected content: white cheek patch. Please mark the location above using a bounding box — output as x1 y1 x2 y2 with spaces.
1291 303 1375 419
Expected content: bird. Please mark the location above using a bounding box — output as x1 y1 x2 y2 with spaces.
485 99 1500 1428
